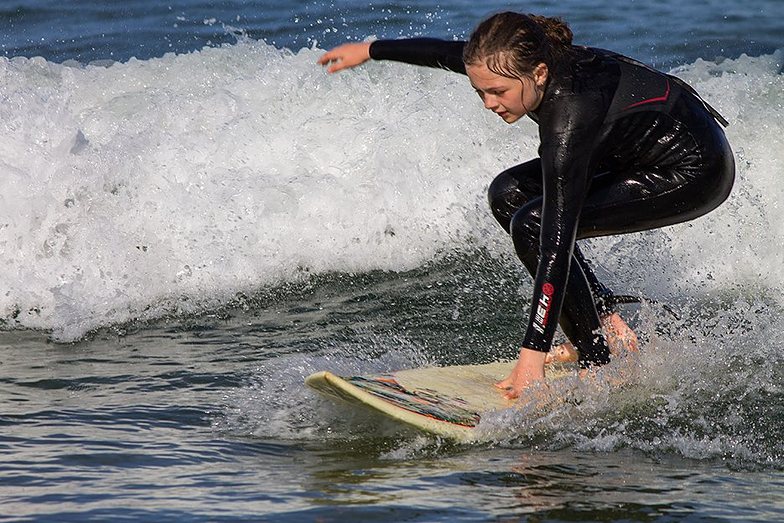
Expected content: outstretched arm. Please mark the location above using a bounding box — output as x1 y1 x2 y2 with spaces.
318 38 467 75
369 38 466 74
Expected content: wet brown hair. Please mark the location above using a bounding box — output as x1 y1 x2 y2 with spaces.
463 12 573 79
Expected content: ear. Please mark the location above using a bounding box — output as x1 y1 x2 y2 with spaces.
533 63 549 87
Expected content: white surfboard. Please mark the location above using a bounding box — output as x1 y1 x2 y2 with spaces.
306 361 572 443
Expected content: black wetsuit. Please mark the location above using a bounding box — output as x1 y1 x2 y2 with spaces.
369 38 735 366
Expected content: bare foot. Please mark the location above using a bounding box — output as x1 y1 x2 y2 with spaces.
499 315 637 398
601 312 639 355
543 314 637 364
544 342 579 364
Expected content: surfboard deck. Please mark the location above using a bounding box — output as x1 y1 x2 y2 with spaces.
306 361 572 443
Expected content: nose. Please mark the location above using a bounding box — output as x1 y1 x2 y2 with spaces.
483 94 498 110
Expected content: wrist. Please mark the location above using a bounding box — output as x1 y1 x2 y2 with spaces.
517 347 546 379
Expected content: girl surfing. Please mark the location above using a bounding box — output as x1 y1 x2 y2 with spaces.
318 12 735 399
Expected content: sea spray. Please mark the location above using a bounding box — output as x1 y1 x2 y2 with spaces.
0 41 526 340
1 43 782 351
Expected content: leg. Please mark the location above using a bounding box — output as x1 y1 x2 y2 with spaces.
491 107 734 397
505 152 733 365
509 203 611 366
489 161 615 366
487 158 542 234
489 129 733 367
548 313 639 364
489 161 612 310
577 98 735 238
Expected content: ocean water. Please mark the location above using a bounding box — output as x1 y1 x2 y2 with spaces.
1 1 783 521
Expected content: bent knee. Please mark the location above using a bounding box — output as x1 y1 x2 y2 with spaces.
487 172 520 232
509 204 541 248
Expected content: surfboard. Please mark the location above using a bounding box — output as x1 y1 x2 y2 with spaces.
306 361 573 443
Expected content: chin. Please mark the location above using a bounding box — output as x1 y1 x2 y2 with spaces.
501 113 524 124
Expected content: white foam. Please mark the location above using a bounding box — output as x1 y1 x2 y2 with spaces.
0 43 782 342
218 335 431 440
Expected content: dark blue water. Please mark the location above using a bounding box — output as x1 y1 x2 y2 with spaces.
1 1 783 521
2 0 782 67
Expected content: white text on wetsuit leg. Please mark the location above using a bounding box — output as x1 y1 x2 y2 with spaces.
533 283 555 334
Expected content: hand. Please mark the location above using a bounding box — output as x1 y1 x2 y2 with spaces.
317 42 372 73
495 347 547 399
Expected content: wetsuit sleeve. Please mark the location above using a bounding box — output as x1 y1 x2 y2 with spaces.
369 38 467 75
521 92 606 353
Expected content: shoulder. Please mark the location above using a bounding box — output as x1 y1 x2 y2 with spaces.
535 50 620 134
541 48 621 104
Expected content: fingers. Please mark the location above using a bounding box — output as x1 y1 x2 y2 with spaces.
495 377 521 400
325 60 349 74
317 42 371 73
494 379 510 390
316 51 341 72
317 51 349 73
316 50 340 66
504 389 520 400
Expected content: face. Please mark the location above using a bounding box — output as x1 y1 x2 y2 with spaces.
466 61 548 123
